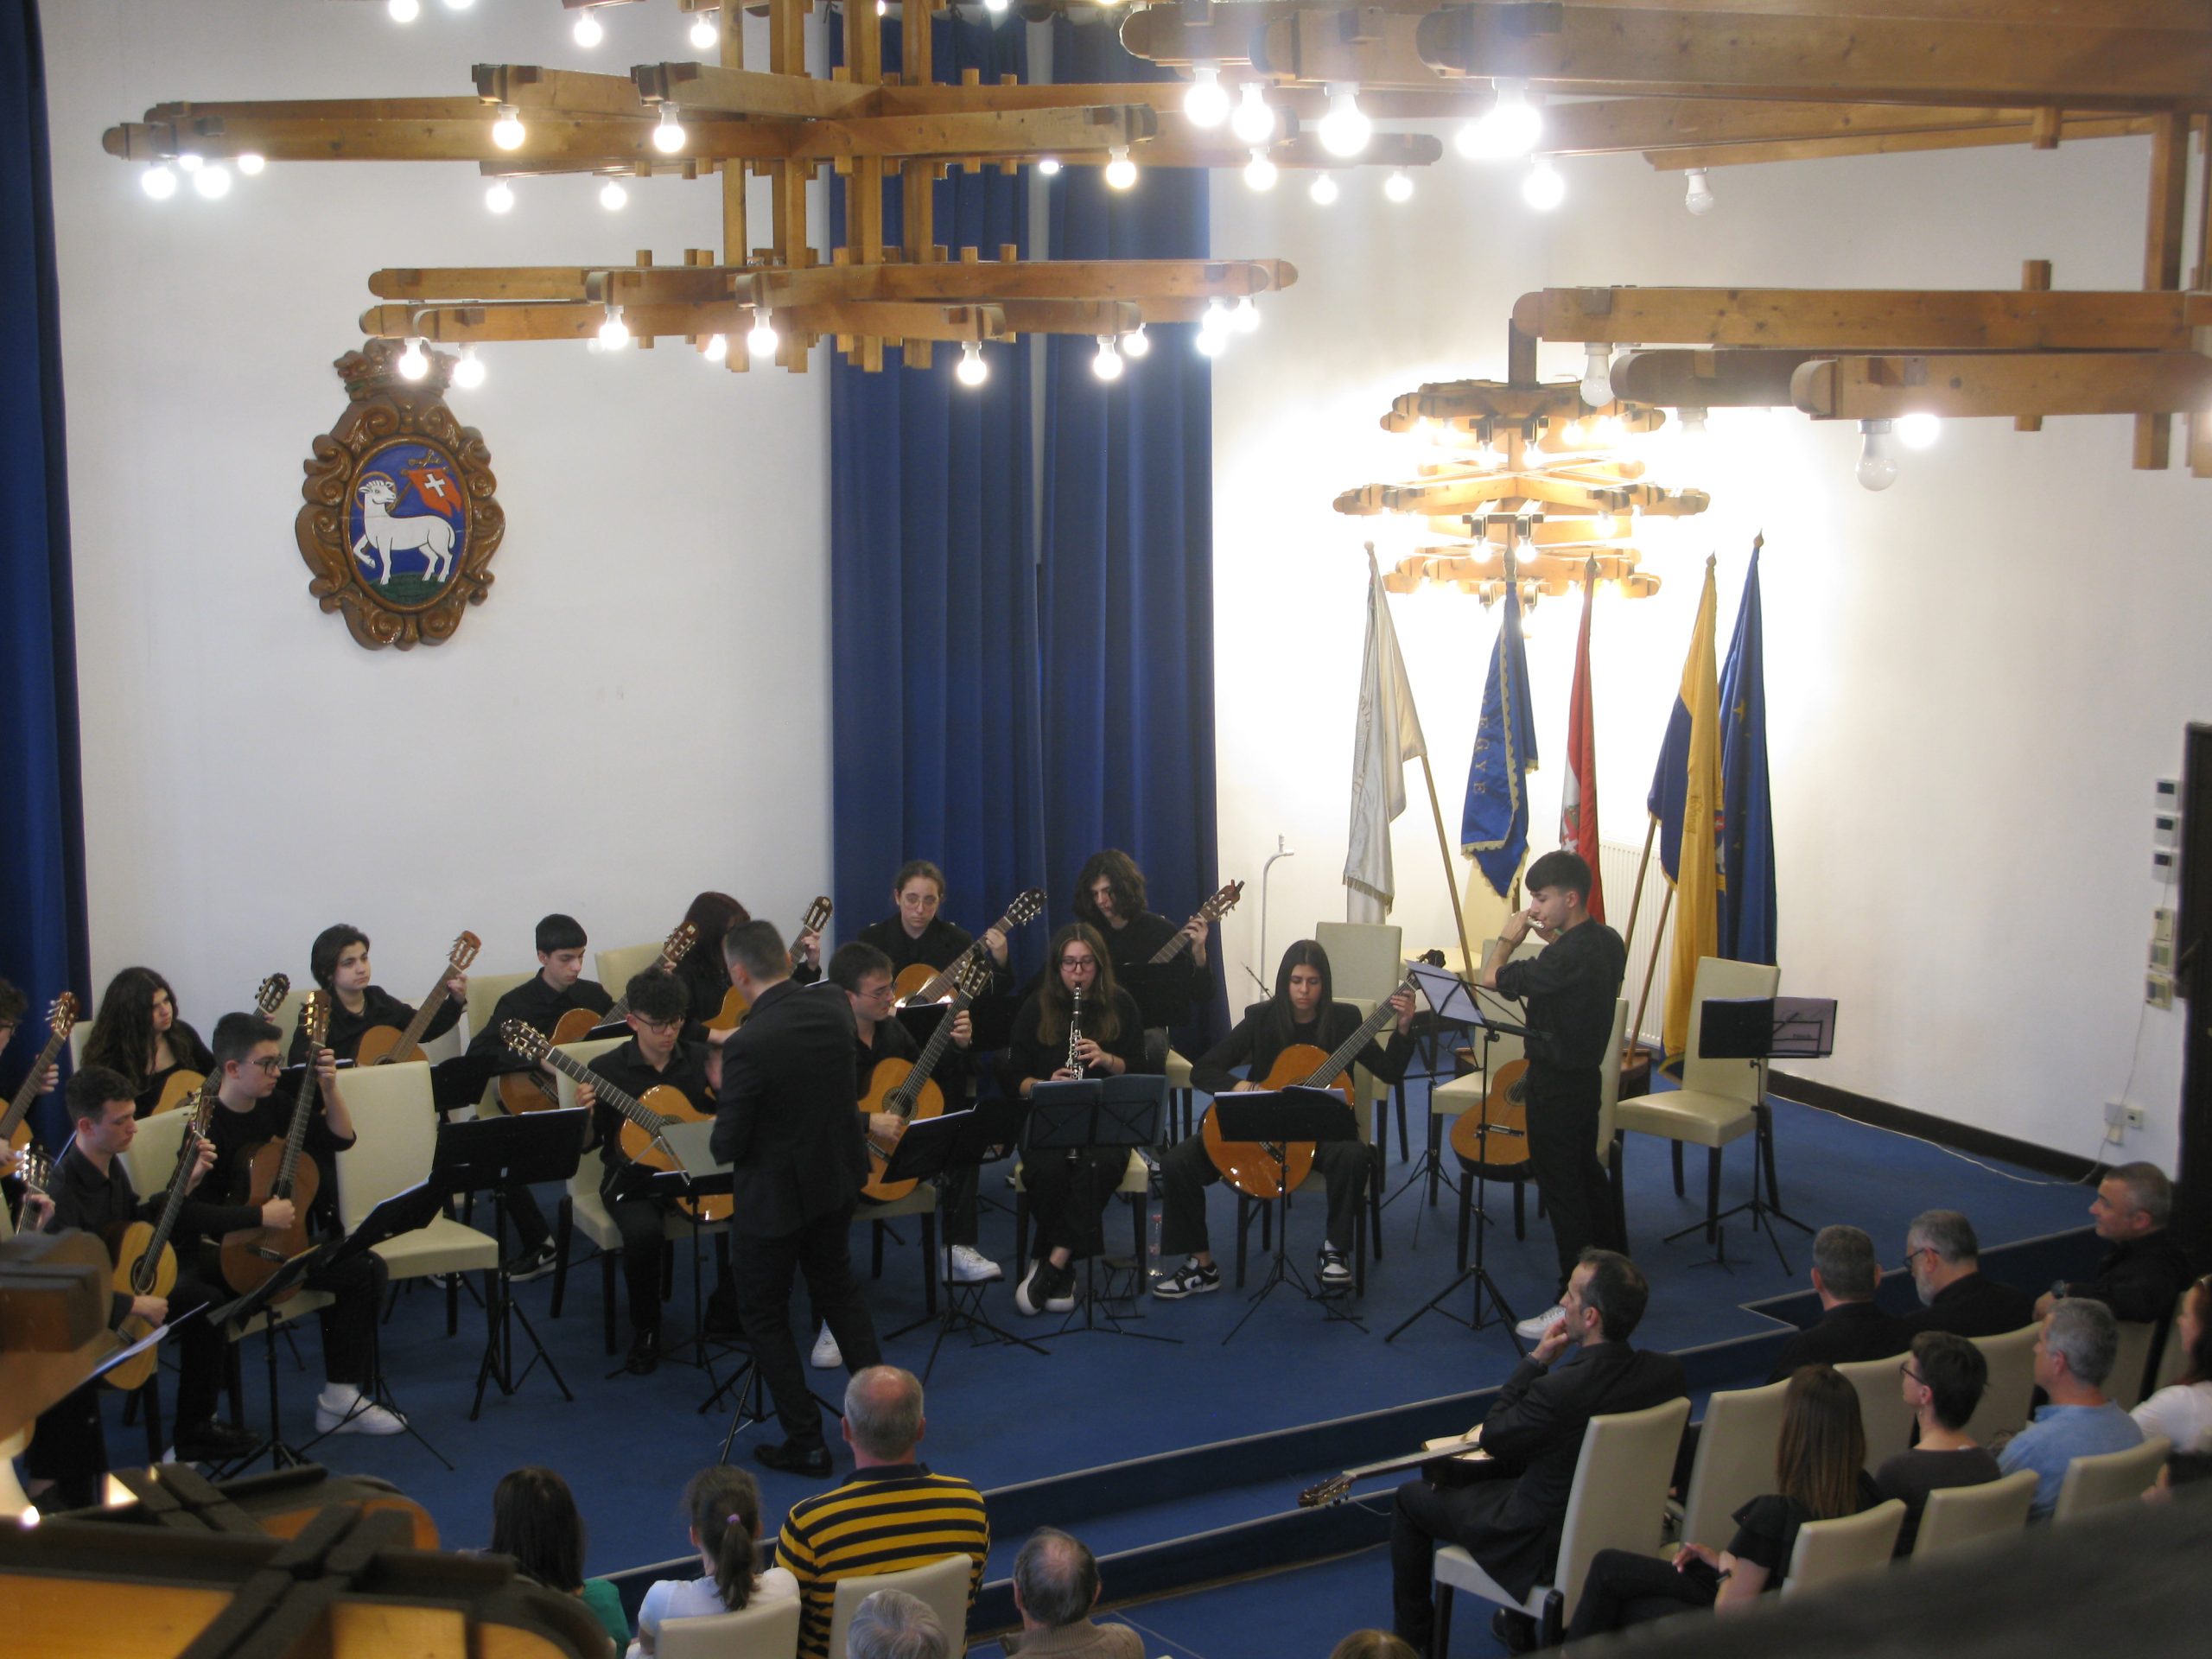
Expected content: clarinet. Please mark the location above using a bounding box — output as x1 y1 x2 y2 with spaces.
1065 983 1085 1077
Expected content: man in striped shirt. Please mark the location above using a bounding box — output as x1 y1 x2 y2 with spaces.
776 1365 990 1659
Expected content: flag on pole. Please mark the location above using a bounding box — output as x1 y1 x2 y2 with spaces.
1344 547 1428 920
1658 557 1721 1062
1559 563 1606 923
1718 537 1776 964
1462 572 1538 899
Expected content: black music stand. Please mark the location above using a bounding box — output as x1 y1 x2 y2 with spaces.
301 1182 452 1469
1212 1089 1365 1344
1386 962 1491 1224
1024 1077 1173 1345
434 1110 584 1419
881 1099 1050 1378
615 1119 741 1387
206 1249 322 1474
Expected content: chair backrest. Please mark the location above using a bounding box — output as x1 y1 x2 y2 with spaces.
118 1107 194 1199
465 969 537 1052
1680 957 1782 1102
1963 1325 2041 1445
2151 1287 2195 1395
1910 1468 2037 1563
554 1036 626 1196
1314 921 1404 1005
657 1593 802 1659
823 1552 972 1659
1782 1499 1905 1593
1595 997 1630 1162
1832 1354 1917 1471
2050 1434 2171 1523
332 1060 437 1232
269 985 308 1055
2107 1317 2160 1411
1679 1376 1792 1550
1553 1395 1694 1611
595 942 670 1002
67 1024 86 1071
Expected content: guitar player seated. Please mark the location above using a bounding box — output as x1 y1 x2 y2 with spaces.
1151 941 1414 1301
294 923 486 1111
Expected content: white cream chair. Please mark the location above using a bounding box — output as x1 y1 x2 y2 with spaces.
1781 1499 1905 1593
594 941 671 1002
657 1593 801 1659
2051 1434 2171 1522
2150 1286 2195 1394
1676 1376 1790 1550
1911 1468 2037 1561
1963 1325 2041 1445
1834 1352 1918 1470
823 1552 974 1659
2108 1314 2163 1411
464 969 538 1109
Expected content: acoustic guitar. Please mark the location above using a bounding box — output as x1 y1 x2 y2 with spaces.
499 921 699 1113
1448 1057 1530 1178
355 931 480 1065
1200 951 1443 1200
1299 1432 1491 1508
708 895 831 1032
152 975 289 1116
893 888 1046 1003
219 991 329 1302
106 1078 219 1389
501 1020 727 1224
3 992 76 1154
1147 880 1244 966
860 957 991 1204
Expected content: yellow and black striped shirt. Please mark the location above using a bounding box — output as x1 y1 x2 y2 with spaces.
775 1464 990 1659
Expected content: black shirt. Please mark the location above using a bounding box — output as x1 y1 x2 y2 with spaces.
2063 1230 2196 1325
1092 910 1198 1028
1874 1446 2004 1555
854 1011 921 1097
467 974 614 1075
1190 1001 1410 1098
855 916 1011 994
1901 1270 2038 1339
999 988 1153 1093
289 984 461 1065
1768 1300 1912 1383
46 1140 257 1325
1726 1471 1885 1581
205 1087 356 1238
1494 921 1627 1090
587 1036 713 1173
104 1020 216 1119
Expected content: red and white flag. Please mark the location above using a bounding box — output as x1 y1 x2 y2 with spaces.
1559 565 1606 922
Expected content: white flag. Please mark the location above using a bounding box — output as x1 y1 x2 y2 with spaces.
1344 547 1428 920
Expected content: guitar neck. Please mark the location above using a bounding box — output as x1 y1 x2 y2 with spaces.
1 1029 67 1138
1303 981 1408 1089
143 1095 215 1269
393 975 453 1053
888 990 973 1118
539 1046 658 1137
1147 921 1198 968
1305 1435 1486 1504
275 1063 321 1198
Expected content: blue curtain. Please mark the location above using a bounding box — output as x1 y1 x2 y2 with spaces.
1040 18 1227 1035
0 0 88 1147
828 13 1049 963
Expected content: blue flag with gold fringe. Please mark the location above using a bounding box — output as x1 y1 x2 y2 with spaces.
1718 539 1776 964
1462 580 1538 897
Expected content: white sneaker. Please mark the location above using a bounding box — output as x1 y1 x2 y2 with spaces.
315 1387 406 1436
941 1244 1003 1284
809 1323 842 1370
1514 1303 1568 1344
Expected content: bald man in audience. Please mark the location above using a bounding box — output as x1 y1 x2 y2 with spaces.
1003 1529 1142 1659
2036 1161 2195 1326
1900 1209 2037 1338
1766 1224 1909 1382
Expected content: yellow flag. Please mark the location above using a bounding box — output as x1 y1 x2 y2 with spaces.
1664 558 1721 1061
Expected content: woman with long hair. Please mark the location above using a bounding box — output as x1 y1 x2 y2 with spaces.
631 1465 798 1654
488 1466 629 1648
2133 1274 2212 1454
674 891 751 1035
1567 1364 1883 1637
81 966 214 1116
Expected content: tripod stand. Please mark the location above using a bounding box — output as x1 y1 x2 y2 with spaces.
206 1249 323 1475
302 1181 453 1469
1024 1077 1177 1345
1215 1089 1368 1344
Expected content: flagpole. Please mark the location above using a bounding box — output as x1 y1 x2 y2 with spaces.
1631 877 1674 1056
1619 817 1657 968
1418 753 1479 978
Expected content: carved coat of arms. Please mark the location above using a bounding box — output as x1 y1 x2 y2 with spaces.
295 339 503 649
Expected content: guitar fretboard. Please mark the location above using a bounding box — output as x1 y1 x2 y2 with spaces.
1300 978 1412 1090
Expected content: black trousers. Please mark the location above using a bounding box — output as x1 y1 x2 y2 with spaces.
304 1247 388 1389
1389 1475 1516 1647
601 1168 737 1336
1158 1125 1365 1258
730 1205 882 1448
1525 1080 1614 1287
1021 1149 1128 1260
1564 1547 1716 1640
166 1267 230 1429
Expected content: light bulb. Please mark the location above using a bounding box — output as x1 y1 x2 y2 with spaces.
236 152 265 176
492 105 525 150
140 164 176 200
690 13 718 50
1196 328 1226 359
599 178 628 211
388 0 420 21
1594 414 1625 444
573 10 603 48
957 340 988 387
1579 344 1612 408
1122 324 1149 359
1092 337 1123 382
1184 66 1230 129
747 308 779 358
1231 296 1260 334
1104 147 1136 190
1201 299 1230 338
1855 419 1899 491
1309 173 1339 206
1897 411 1942 450
176 153 202 172
1230 83 1276 146
485 180 514 213
1513 529 1538 566
1678 405 1708 436
1037 156 1061 176
1243 149 1276 192
1318 85 1370 158
875 0 887 14
1454 118 1494 161
653 105 686 154
450 344 486 390
193 163 232 200
703 333 728 363
1383 168 1414 203
985 0 1009 10
598 308 630 351
397 337 429 380
1480 79 1541 156
1522 157 1566 211
1684 168 1715 216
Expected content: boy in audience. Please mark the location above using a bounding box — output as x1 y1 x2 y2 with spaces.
1878 1331 2005 1552
1998 1298 2145 1519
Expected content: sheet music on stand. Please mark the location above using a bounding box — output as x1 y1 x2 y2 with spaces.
1406 960 1485 1029
83 1310 198 1386
1698 996 1838 1061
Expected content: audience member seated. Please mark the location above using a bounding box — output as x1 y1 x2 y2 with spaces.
2131 1274 2212 1455
848 1588 947 1659
1877 1332 2005 1553
1900 1209 2037 1338
2036 1162 2196 1329
489 1466 628 1650
1998 1299 2145 1519
1566 1365 1883 1639
1769 1224 1910 1381
1389 1249 1687 1655
1329 1635 1419 1659
631 1465 798 1656
1001 1529 1141 1658
776 1365 988 1659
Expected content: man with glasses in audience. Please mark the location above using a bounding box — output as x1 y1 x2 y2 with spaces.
1900 1209 2037 1338
1878 1332 2005 1553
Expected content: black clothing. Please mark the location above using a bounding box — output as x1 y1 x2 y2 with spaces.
1768 1300 1911 1383
116 1020 215 1118
289 985 461 1065
2061 1230 2196 1325
1875 1445 2004 1554
1001 988 1154 1261
589 1035 718 1338
851 1014 982 1248
1392 1342 1688 1643
854 1010 920 1096
1902 1270 2038 1338
856 915 988 982
1188 999 1410 1099
1094 910 1198 1028
1727 1474 1885 1576
733 1203 882 1448
466 974 614 1075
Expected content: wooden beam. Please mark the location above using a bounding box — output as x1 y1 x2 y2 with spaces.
1644 113 2153 168
2139 111 2192 467
2016 258 2052 429
754 257 1298 308
1790 351 2212 418
473 65 654 118
1549 97 2069 157
642 60 875 119
791 105 1157 162
1607 347 1819 406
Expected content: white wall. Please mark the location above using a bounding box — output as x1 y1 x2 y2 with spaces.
1211 134 2210 1165
46 3 833 1019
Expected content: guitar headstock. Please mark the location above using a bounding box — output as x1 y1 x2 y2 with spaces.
1298 1473 1351 1510
48 992 79 1040
449 931 482 972
501 1020 552 1065
299 990 329 1050
797 896 833 937
1419 949 1446 968
255 976 289 1020
1002 889 1046 930
953 956 995 1001
1197 880 1245 924
16 1147 52 1199
658 920 700 972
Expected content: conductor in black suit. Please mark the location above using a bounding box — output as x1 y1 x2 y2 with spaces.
710 918 884 1477
1389 1249 1687 1653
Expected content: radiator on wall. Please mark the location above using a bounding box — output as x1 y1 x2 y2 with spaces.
1599 836 1671 1054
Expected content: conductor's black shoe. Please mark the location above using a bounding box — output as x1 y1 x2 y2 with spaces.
624 1328 661 1376
753 1440 834 1478
1491 1609 1539 1654
173 1419 257 1461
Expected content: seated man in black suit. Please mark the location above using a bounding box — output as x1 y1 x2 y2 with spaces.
1389 1249 1687 1653
1900 1209 2037 1338
1768 1224 1909 1381
2035 1161 2195 1327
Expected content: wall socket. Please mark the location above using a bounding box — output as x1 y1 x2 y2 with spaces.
2147 973 2176 1009
2103 1101 2147 1142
